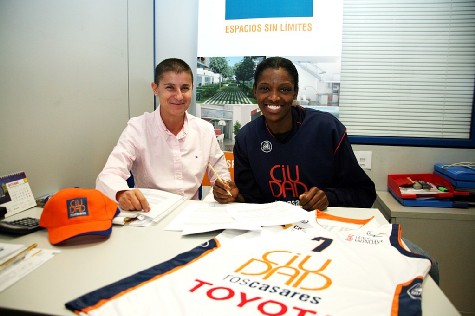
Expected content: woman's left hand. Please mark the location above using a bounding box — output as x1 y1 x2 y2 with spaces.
299 187 329 211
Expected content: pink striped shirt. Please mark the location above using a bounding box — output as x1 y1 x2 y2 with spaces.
96 107 230 201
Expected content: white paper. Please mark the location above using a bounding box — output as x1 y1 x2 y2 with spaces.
164 201 203 231
182 216 260 235
0 243 24 264
0 244 59 292
116 188 185 227
166 201 313 235
226 201 313 226
171 202 261 235
139 188 185 221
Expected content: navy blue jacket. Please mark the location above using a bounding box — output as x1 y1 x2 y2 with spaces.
233 106 376 208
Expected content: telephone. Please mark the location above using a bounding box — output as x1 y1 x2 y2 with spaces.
0 217 42 235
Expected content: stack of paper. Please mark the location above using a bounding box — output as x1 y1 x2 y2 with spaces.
113 188 185 227
0 243 59 292
165 201 314 235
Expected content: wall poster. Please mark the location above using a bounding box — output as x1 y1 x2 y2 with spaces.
196 0 342 150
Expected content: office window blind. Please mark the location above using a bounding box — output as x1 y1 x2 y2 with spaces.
339 0 475 139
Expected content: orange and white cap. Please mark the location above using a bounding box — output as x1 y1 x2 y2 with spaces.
40 188 119 245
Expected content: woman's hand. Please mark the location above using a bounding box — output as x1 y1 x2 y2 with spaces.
299 187 329 211
213 179 242 204
116 189 151 212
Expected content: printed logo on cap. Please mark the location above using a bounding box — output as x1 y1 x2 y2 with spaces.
67 197 89 218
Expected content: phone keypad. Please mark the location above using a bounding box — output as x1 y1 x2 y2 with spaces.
0 217 41 235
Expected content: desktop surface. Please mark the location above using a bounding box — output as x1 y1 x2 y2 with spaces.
0 204 460 316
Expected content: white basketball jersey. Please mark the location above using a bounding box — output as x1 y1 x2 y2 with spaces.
66 212 430 316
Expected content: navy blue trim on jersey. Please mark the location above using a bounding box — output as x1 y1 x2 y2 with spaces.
396 278 424 316
389 225 429 260
65 238 218 313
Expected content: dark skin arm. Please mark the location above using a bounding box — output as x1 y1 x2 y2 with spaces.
299 187 329 211
214 179 328 211
212 178 244 204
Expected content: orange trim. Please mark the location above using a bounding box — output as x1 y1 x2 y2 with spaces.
316 210 374 226
395 225 407 249
391 283 402 315
391 277 420 316
333 129 347 155
80 238 221 314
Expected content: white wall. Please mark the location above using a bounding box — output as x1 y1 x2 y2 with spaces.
0 0 153 197
128 0 155 118
0 0 473 199
354 144 474 190
154 0 199 114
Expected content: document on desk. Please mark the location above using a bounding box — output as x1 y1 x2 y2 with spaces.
165 201 261 235
114 188 185 227
0 243 59 292
166 201 313 235
226 201 313 226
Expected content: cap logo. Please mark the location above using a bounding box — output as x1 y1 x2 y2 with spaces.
67 197 89 218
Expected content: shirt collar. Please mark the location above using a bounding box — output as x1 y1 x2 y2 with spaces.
265 106 304 143
155 106 189 139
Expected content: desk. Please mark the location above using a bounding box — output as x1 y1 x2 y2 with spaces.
375 191 475 316
0 203 461 315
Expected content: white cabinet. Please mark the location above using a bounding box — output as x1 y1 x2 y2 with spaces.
374 191 475 316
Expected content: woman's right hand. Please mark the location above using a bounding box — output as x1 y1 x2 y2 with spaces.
116 189 151 212
213 179 242 204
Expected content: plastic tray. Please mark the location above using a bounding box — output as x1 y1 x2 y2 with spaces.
388 189 455 207
434 163 475 181
388 173 455 199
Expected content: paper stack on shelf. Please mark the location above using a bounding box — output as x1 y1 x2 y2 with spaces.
434 163 475 206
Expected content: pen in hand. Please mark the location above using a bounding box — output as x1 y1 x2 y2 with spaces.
207 163 232 196
0 243 38 272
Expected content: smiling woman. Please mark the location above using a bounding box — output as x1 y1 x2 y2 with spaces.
214 57 376 211
253 65 298 136
95 58 231 211
151 59 193 135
